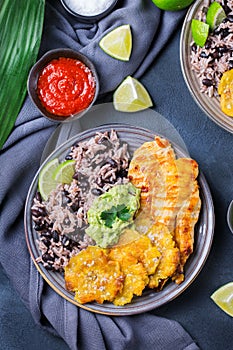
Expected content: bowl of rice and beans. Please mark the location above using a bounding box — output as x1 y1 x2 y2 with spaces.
180 0 233 133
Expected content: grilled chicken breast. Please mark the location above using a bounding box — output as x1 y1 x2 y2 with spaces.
128 136 201 287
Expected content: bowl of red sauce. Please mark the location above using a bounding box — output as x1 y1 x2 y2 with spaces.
27 48 99 122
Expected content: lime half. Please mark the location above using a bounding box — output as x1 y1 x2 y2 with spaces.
38 158 59 201
99 24 132 61
211 282 233 317
206 2 226 31
53 160 76 184
113 76 153 112
191 19 209 47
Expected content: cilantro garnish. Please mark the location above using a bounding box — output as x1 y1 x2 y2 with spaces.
100 204 131 228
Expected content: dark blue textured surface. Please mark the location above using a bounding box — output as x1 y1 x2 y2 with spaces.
1 11 233 350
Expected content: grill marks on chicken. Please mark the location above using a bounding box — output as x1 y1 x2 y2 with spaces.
128 136 201 288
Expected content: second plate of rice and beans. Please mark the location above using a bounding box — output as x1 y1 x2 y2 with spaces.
180 0 233 133
24 124 214 315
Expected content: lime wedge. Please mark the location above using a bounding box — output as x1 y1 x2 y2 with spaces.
191 19 209 47
38 158 59 201
113 76 153 112
99 24 132 61
206 1 226 31
53 160 76 184
211 282 233 317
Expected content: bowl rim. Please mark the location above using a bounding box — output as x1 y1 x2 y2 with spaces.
27 48 99 123
60 0 119 23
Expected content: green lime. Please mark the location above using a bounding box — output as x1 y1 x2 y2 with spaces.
191 19 209 47
151 0 194 11
38 158 59 201
53 160 76 184
211 282 233 317
113 76 153 112
206 1 226 31
99 24 132 61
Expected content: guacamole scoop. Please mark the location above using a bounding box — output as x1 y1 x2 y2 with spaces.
86 183 141 248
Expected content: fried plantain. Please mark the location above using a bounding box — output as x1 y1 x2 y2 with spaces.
64 246 124 304
109 234 161 305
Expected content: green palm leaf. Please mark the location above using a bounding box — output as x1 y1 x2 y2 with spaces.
0 0 45 149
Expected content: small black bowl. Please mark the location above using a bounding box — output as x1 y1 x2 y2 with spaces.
27 48 99 123
60 0 119 23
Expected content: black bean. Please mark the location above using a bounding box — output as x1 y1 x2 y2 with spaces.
91 188 102 196
207 59 215 66
98 136 110 145
33 207 47 217
42 238 51 247
227 15 233 23
109 178 116 184
213 28 221 35
41 231 52 239
66 239 74 250
62 196 71 205
223 4 231 15
229 60 233 69
45 264 54 271
200 51 209 58
202 79 214 87
35 192 42 203
73 171 86 181
31 208 41 217
34 220 49 230
117 169 128 178
221 28 230 38
70 201 79 212
218 45 228 54
62 236 69 246
72 172 79 180
205 40 212 50
106 158 118 167
211 51 220 59
201 6 208 15
191 43 197 52
65 154 73 160
42 253 53 262
34 223 44 231
51 230 59 243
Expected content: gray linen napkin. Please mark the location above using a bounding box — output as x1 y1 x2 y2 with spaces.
0 0 200 349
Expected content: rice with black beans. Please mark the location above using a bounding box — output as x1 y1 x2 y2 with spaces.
190 0 233 97
31 130 130 271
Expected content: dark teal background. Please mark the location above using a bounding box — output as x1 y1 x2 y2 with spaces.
1 15 233 350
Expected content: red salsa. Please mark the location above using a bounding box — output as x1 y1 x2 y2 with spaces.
37 57 96 117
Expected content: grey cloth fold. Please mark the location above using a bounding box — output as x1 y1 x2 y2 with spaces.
0 0 200 349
